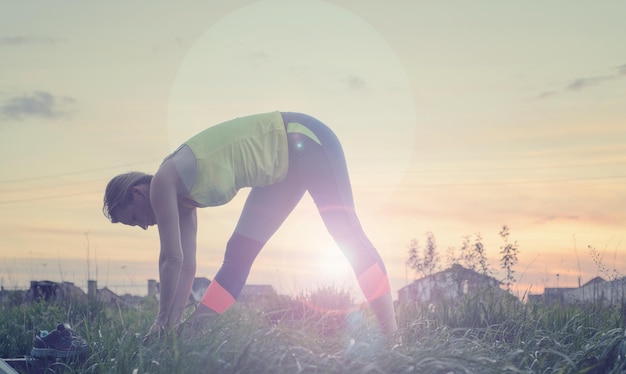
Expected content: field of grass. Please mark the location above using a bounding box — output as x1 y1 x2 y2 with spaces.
2 287 626 373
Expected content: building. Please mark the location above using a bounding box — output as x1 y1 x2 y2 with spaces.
529 276 626 305
398 264 506 305
26 280 86 303
147 277 212 302
97 286 125 306
147 279 277 304
24 280 139 308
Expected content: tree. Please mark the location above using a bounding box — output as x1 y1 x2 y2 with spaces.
473 232 490 276
589 245 620 281
458 234 475 271
499 225 519 290
423 231 440 277
457 233 488 275
406 238 422 278
406 232 441 278
445 245 457 268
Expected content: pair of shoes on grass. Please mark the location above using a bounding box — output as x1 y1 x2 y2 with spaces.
31 323 88 359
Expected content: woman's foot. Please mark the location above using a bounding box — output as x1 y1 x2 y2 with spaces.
177 304 219 339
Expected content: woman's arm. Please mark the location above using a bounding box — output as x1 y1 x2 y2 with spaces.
168 206 197 326
150 170 185 328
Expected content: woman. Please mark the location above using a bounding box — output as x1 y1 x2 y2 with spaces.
103 111 397 340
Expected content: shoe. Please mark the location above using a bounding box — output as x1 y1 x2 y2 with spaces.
30 323 88 359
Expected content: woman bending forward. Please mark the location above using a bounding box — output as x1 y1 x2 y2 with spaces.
102 111 398 340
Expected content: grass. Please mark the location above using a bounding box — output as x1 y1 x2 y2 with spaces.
2 288 626 373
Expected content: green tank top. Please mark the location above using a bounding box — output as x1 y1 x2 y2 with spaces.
179 111 289 207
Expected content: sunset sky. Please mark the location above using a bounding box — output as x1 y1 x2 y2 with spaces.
1 0 625 301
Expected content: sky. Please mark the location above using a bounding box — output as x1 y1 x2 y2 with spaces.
1 0 625 301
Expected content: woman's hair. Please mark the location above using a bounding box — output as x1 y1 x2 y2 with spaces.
103 172 153 223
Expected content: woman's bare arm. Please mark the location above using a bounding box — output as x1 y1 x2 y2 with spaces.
150 167 185 328
168 206 197 325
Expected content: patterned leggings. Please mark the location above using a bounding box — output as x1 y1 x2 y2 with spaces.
201 112 391 313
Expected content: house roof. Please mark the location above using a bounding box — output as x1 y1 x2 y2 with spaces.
582 276 605 287
399 263 499 292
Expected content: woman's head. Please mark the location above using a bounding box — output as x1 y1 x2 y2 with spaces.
103 172 153 224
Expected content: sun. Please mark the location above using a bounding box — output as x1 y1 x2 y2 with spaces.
314 244 356 286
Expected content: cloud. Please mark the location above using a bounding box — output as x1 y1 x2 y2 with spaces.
247 51 271 67
535 91 556 100
0 91 75 121
565 76 610 91
536 63 626 99
533 214 580 225
0 36 59 46
566 64 626 92
344 75 366 90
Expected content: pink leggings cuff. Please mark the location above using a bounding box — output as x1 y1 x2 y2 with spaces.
201 279 236 314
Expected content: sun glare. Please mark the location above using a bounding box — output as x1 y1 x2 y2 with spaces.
314 244 356 287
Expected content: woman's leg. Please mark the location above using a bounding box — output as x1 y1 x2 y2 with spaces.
199 163 307 314
283 112 398 335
